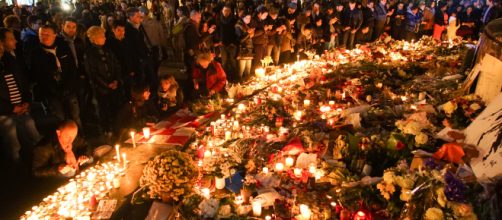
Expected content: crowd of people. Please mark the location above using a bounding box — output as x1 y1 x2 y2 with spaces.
0 0 500 178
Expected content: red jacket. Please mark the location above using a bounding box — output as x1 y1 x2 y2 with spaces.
192 61 227 93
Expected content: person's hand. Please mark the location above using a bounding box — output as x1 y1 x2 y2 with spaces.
208 25 216 34
189 49 194 56
129 72 135 76
78 156 90 165
58 164 76 176
162 104 168 111
387 9 394 16
13 104 28 115
362 27 369 33
351 29 358 34
146 122 155 127
208 90 216 96
344 26 351 31
194 82 199 90
331 33 338 37
247 28 254 34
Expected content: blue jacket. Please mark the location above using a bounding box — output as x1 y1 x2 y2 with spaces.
406 12 422 32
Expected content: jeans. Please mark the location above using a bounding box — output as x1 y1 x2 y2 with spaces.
0 114 41 162
342 30 357 50
238 59 252 80
221 44 238 82
266 44 281 65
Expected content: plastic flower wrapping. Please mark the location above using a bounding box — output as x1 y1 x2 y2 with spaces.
139 150 198 202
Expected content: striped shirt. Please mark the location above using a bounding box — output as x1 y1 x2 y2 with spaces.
4 73 22 105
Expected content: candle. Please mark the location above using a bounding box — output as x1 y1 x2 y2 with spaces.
234 196 243 205
294 168 302 177
221 114 226 120
309 164 316 174
252 200 262 216
215 177 226 190
376 82 383 88
263 126 270 133
265 215 272 220
201 188 210 199
122 153 126 169
255 68 265 78
400 96 408 102
142 127 150 139
115 145 120 162
262 167 269 174
299 204 311 219
233 121 240 131
238 103 246 112
342 92 346 99
303 99 311 107
130 131 136 148
225 131 232 141
113 178 120 188
275 162 284 172
354 211 366 220
285 157 294 167
204 150 212 158
294 111 303 121
329 100 335 106
410 104 417 110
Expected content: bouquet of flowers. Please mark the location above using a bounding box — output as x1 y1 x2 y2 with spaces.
377 160 477 220
139 150 198 202
441 94 485 129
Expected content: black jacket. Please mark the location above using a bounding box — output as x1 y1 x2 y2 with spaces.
216 14 238 46
84 44 121 95
124 22 151 74
29 40 78 100
342 8 363 30
32 134 92 178
0 53 31 115
115 100 160 133
183 20 201 52
105 36 131 77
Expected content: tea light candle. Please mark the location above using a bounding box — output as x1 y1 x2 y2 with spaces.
252 200 262 216
142 127 150 139
262 167 269 174
221 114 226 120
115 145 120 162
285 156 294 167
299 204 311 219
237 103 246 112
400 96 408 102
303 99 311 107
294 168 302 177
130 131 136 148
275 162 284 172
329 100 335 106
263 126 270 133
233 121 240 131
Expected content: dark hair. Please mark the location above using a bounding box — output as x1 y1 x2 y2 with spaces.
3 15 20 28
256 5 268 14
27 15 41 25
40 24 57 33
112 20 126 28
0 27 13 41
126 7 140 18
57 119 77 131
131 83 150 104
63 17 78 24
304 23 314 30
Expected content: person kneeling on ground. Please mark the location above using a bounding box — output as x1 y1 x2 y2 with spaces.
157 74 184 117
192 50 227 97
32 120 93 178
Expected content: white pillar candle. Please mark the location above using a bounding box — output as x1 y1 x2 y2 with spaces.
115 145 120 162
142 127 150 139
122 153 127 169
225 131 232 141
308 164 316 174
130 131 136 148
299 204 311 219
201 188 210 199
285 157 294 167
252 200 262 216
262 167 269 174
303 99 311 107
215 177 226 190
294 168 302 177
275 162 284 172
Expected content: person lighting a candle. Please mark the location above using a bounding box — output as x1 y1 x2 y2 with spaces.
32 120 93 178
192 50 227 97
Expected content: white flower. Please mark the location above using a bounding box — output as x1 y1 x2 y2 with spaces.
443 101 457 115
415 133 429 145
403 121 423 135
425 207 444 220
469 103 481 111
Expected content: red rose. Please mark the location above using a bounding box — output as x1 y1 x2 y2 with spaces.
396 141 405 150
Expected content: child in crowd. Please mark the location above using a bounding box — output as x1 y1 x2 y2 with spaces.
157 74 184 116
